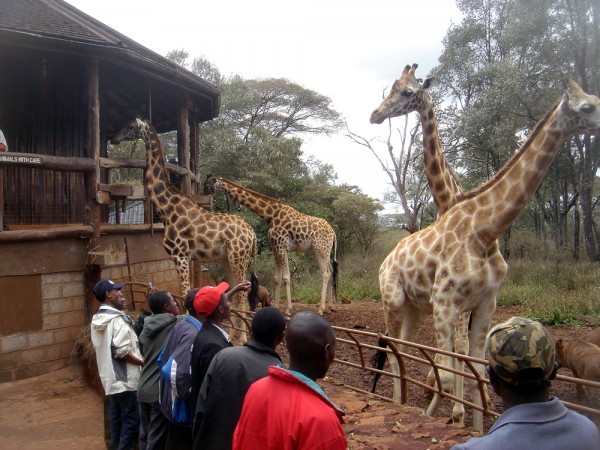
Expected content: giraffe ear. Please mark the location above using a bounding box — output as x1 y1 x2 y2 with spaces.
422 77 435 90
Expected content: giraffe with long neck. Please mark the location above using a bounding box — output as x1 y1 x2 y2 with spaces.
374 80 600 428
111 119 258 342
204 176 338 316
370 63 494 429
371 63 463 215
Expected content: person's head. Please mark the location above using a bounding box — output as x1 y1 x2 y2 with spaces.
251 307 286 348
486 316 558 398
194 282 230 322
184 288 200 317
148 291 178 315
93 279 125 310
286 311 336 381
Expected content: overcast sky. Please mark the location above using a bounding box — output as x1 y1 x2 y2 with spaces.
66 0 461 212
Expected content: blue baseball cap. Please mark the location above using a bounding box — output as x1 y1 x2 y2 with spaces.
93 279 125 300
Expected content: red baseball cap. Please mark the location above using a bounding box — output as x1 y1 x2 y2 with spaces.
193 282 229 317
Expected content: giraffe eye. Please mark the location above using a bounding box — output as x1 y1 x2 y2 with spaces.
580 103 596 114
401 89 413 97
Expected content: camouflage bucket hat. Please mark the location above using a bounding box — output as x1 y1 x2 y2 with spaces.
485 317 555 386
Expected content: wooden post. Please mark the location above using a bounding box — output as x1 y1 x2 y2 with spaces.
189 108 201 196
85 58 102 322
177 95 191 195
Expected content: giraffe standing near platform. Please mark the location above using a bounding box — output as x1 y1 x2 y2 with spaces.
371 80 600 428
111 119 258 342
204 176 337 316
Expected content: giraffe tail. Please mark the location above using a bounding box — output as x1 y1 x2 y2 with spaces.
331 235 338 300
248 235 259 311
370 334 388 393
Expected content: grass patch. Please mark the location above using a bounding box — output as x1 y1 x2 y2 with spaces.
499 261 600 325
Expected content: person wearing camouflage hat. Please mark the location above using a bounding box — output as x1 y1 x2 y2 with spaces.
452 317 599 450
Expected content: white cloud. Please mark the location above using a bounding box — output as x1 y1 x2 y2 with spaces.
67 0 461 210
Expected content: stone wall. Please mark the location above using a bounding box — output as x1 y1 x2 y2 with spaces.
0 272 85 383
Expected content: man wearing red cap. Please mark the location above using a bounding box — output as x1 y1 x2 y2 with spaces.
190 281 251 415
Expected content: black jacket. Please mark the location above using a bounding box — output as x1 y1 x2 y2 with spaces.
193 341 282 450
190 323 232 415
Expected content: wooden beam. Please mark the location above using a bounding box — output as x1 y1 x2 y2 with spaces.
0 152 95 171
177 95 191 195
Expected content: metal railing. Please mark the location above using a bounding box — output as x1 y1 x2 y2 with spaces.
228 308 600 423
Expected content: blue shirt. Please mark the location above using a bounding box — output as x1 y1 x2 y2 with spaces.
452 397 600 450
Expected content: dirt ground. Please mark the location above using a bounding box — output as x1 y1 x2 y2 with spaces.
1 299 598 450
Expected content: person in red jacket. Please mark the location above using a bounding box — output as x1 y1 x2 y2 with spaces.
233 310 346 450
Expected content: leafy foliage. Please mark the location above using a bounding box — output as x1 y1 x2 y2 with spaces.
432 0 600 260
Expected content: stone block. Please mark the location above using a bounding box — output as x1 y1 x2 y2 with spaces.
0 351 19 370
48 298 72 314
0 334 28 353
62 282 84 298
42 283 61 300
60 310 85 328
43 314 61 330
19 347 47 366
27 330 54 348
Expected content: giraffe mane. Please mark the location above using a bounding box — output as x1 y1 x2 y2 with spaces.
220 177 291 207
461 98 560 200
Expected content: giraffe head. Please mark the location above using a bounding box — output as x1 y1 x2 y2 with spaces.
558 79 600 136
370 63 434 124
203 174 220 195
111 118 151 144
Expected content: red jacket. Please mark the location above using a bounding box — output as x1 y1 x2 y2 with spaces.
233 365 346 450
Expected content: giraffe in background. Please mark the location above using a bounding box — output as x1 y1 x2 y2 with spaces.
204 176 337 316
111 119 258 342
373 80 600 428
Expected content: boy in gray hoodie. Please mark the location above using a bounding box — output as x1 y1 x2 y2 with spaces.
137 291 179 450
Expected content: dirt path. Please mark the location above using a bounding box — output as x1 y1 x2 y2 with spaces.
0 365 104 449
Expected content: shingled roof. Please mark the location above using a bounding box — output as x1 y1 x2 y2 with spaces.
0 0 220 127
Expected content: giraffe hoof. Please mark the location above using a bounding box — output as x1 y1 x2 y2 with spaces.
317 308 325 316
284 308 292 317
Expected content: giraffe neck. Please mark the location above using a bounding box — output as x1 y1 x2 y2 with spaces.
218 178 285 221
462 103 568 243
142 127 173 212
419 101 463 215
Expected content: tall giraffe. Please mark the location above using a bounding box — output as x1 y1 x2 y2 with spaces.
371 63 463 215
111 119 258 342
370 63 495 429
204 176 338 316
375 80 600 429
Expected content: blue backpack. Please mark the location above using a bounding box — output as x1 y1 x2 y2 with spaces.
157 315 202 423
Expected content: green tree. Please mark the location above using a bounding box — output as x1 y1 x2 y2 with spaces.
331 191 383 256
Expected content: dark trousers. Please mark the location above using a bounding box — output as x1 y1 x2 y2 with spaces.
165 421 193 450
139 401 168 450
108 391 139 450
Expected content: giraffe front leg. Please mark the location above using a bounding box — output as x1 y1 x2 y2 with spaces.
468 301 496 432
280 256 293 316
226 261 250 345
165 241 191 295
428 303 464 426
